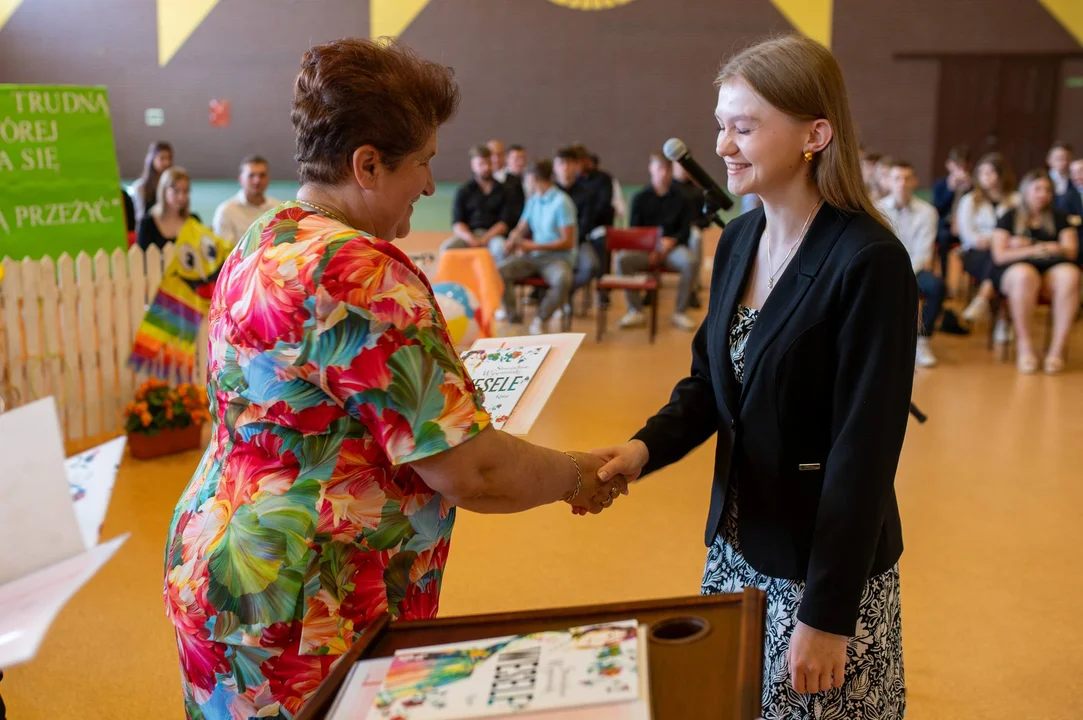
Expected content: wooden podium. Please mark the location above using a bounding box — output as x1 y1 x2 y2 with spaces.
297 588 766 720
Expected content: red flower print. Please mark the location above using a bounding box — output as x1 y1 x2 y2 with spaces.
338 549 392 629
166 560 229 703
220 429 300 502
262 401 343 435
319 241 398 308
356 405 416 464
222 242 322 350
260 621 294 648
324 339 397 399
398 577 441 620
260 623 339 715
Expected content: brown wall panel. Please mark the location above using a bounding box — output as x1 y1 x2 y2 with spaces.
0 0 1080 184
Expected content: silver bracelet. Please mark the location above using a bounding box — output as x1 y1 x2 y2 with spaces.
562 451 583 503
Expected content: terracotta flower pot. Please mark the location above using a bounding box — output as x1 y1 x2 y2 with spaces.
128 423 203 460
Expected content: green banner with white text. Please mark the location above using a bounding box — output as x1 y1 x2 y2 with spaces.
0 84 126 261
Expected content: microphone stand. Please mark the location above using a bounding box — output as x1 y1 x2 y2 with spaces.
701 191 727 230
909 402 927 424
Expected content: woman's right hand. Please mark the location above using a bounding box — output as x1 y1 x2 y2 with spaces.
566 444 647 517
593 440 649 485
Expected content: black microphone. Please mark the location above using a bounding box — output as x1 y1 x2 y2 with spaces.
663 138 734 211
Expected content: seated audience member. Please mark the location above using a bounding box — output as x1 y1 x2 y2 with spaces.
872 154 894 202
554 147 605 282
488 138 508 183
442 144 516 258
499 160 577 335
1047 141 1074 197
122 187 136 232
956 153 1019 337
576 147 618 272
212 155 280 243
931 145 972 275
876 159 944 368
137 167 201 250
503 144 528 226
861 150 882 200
585 151 626 227
617 153 698 332
1055 158 1083 220
672 160 714 308
992 170 1080 374
129 141 174 223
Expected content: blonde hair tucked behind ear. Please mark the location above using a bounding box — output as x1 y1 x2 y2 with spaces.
716 35 887 228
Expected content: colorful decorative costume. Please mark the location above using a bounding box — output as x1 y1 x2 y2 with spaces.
163 204 490 719
130 218 232 375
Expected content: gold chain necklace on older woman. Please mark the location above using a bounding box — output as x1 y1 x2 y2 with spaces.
765 199 822 289
296 200 350 226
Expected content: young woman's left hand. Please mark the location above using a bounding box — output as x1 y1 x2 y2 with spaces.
787 620 849 694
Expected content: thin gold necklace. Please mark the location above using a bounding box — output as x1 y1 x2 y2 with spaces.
765 200 822 289
296 199 349 226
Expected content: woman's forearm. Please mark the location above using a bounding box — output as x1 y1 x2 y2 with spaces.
410 427 580 514
993 242 1037 265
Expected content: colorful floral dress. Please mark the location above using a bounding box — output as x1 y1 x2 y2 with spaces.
163 203 490 720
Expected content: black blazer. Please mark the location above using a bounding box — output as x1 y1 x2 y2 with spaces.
633 205 918 636
1055 187 1083 218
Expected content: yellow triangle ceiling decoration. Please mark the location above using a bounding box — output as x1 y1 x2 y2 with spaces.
769 0 833 48
1040 0 1083 45
370 0 433 39
0 0 26 34
157 0 220 67
547 0 638 9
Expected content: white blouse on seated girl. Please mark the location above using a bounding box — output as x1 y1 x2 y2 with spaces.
954 189 1020 251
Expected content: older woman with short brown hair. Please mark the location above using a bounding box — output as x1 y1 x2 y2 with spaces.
163 38 621 719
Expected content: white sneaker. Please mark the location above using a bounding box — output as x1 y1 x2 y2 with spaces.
552 306 564 321
961 295 990 323
528 317 546 336
993 317 1013 345
617 309 647 329
915 337 938 368
671 312 697 332
494 307 508 322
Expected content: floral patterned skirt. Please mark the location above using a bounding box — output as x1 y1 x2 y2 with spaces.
701 483 906 720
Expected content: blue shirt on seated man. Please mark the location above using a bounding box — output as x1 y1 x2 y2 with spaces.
498 160 578 335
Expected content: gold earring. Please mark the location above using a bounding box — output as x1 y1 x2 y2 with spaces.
803 150 814 163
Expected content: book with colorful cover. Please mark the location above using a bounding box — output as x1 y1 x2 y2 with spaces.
366 620 645 719
459 345 551 431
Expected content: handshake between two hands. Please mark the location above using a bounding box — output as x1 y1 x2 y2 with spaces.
564 440 650 516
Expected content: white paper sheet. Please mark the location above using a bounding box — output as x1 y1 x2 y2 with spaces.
66 436 127 549
0 533 127 667
0 397 86 585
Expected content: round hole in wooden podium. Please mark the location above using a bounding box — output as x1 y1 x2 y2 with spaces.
648 615 711 645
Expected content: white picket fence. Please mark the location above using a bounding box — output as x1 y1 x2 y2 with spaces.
0 242 208 442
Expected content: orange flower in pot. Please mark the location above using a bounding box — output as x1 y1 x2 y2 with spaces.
125 379 209 459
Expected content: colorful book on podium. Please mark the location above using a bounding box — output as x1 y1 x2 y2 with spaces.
327 621 652 719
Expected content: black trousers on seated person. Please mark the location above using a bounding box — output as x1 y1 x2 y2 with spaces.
917 270 945 338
